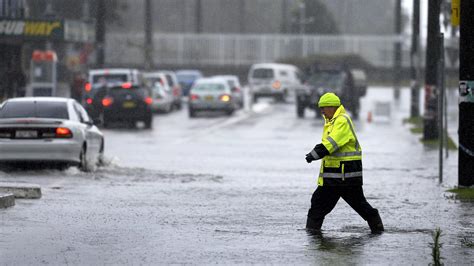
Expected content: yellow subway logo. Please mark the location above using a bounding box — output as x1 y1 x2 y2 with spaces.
0 20 62 37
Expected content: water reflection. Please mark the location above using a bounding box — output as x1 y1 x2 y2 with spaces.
306 229 380 255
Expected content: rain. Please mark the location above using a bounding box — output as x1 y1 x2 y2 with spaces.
0 1 473 265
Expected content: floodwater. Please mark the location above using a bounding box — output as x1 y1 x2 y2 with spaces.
0 87 472 265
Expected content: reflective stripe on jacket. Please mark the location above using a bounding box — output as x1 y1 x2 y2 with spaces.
318 105 363 186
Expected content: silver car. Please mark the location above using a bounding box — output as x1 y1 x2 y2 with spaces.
150 82 174 113
188 78 238 118
0 97 104 171
211 75 244 108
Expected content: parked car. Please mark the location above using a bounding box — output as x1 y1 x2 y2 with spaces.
150 81 174 113
0 97 104 171
101 82 153 129
85 68 145 123
176 69 203 96
160 71 183 109
211 75 244 108
144 71 182 110
188 78 238 118
248 63 304 102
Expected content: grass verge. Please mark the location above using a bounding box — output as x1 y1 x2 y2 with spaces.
403 116 457 150
446 187 474 201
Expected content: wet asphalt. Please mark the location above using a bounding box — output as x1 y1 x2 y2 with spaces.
0 87 472 265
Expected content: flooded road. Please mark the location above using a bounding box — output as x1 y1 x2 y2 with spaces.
0 87 472 265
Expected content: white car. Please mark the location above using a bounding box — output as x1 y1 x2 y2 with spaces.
0 97 104 171
211 75 244 108
150 82 174 113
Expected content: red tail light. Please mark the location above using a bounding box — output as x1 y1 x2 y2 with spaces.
173 87 180 96
85 82 91 92
102 97 114 107
121 82 132 89
145 97 153 105
233 87 241 93
190 94 200 101
56 127 73 138
86 98 93 105
219 94 231 102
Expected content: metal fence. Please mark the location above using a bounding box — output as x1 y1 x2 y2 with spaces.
106 33 410 68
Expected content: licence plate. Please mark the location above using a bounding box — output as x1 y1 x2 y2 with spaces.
123 101 136 108
205 95 213 101
15 130 38 138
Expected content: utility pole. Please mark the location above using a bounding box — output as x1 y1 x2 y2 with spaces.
239 0 245 33
459 0 474 186
282 0 288 33
96 0 106 68
144 0 153 70
423 0 441 140
394 0 402 100
410 0 421 117
196 0 202 33
299 1 306 34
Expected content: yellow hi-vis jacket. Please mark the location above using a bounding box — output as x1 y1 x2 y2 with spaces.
318 105 362 186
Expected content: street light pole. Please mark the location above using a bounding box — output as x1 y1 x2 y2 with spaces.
299 1 305 34
144 0 153 70
394 0 402 100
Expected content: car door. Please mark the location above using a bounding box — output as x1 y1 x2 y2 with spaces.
74 102 102 155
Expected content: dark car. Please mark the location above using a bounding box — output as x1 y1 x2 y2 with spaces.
101 83 153 129
176 70 203 96
296 65 365 119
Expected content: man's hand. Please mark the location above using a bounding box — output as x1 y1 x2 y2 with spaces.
305 153 314 163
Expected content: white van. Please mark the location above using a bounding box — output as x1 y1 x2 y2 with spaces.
248 63 303 102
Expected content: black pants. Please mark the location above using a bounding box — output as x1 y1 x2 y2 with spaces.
307 185 379 221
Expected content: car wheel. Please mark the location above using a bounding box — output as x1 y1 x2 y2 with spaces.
79 145 91 172
144 116 153 129
297 102 305 118
97 139 105 167
189 108 196 118
226 109 234 116
253 95 258 103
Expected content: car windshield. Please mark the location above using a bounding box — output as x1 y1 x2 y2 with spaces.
92 74 128 85
0 101 69 119
252 68 274 79
192 83 225 92
177 74 200 82
307 72 344 88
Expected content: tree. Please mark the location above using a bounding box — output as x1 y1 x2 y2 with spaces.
290 0 339 34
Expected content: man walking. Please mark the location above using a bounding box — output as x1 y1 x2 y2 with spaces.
305 92 384 234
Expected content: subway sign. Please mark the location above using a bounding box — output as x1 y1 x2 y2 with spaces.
0 19 64 40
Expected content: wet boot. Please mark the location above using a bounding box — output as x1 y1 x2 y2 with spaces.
306 216 323 232
367 212 384 234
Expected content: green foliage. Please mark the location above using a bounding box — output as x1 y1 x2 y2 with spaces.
25 0 127 25
288 0 339 34
461 237 474 248
403 116 457 150
430 228 443 266
447 187 474 201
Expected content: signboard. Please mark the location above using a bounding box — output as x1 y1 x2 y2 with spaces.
0 19 64 40
0 18 95 42
452 0 460 26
